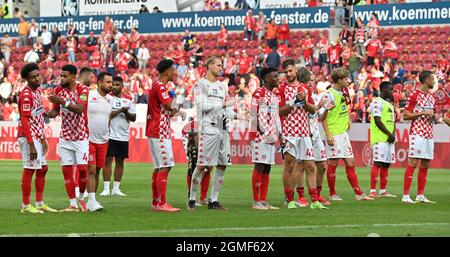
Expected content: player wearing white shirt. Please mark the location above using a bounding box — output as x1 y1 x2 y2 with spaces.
86 72 113 211
188 56 235 211
102 76 136 197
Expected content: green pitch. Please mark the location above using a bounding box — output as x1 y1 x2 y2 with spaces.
1 160 449 237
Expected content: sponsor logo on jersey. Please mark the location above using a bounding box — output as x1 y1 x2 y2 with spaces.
80 94 87 101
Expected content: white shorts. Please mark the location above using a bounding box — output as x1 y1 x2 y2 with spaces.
18 137 47 169
252 141 276 165
312 137 327 162
182 135 189 156
372 142 396 163
326 132 354 159
148 138 175 169
408 134 434 160
197 132 231 166
283 136 314 161
58 139 89 166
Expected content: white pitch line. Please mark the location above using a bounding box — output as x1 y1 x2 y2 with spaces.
1 223 449 237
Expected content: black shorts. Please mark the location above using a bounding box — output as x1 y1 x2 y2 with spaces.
106 139 129 158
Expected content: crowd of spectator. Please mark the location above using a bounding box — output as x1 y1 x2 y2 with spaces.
0 7 449 123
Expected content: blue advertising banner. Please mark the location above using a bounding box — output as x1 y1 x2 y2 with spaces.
0 7 330 36
353 2 450 26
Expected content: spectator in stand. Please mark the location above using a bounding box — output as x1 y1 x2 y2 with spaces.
153 6 163 13
238 50 253 78
66 23 78 39
23 48 40 63
0 77 12 104
182 29 194 52
266 47 281 69
339 22 351 45
254 45 266 77
255 11 266 42
317 32 329 68
42 68 57 89
117 30 129 52
175 80 187 108
28 18 39 46
367 12 380 39
17 17 29 47
41 26 52 56
177 59 189 80
277 39 288 59
190 40 204 67
211 0 222 10
328 40 341 71
243 9 255 41
265 18 278 49
354 17 367 58
383 39 398 66
223 1 232 10
0 52 4 79
105 46 116 75
67 36 77 64
85 31 98 59
218 24 228 51
340 43 351 68
33 37 43 57
14 7 22 18
364 34 382 66
103 16 114 35
116 48 131 75
130 27 142 54
278 18 290 46
51 27 61 57
1 32 12 64
302 33 315 66
139 4 150 14
393 61 406 84
235 0 249 9
437 53 449 76
137 42 150 71
90 48 103 76
224 51 237 85
135 87 148 104
316 73 331 93
127 48 139 70
348 49 362 86
174 44 186 64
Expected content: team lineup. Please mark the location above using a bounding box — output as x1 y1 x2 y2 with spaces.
17 56 445 213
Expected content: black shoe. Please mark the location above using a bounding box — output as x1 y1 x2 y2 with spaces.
187 200 196 210
208 200 228 210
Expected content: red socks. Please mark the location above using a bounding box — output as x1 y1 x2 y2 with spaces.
308 188 319 202
327 164 337 196
317 186 322 196
152 172 158 206
35 165 48 202
403 166 415 195
62 166 75 199
156 171 169 205
260 173 270 202
252 169 262 202
296 187 305 198
200 171 211 201
370 165 379 190
418 167 428 195
284 188 294 202
379 166 389 190
345 166 363 195
21 168 35 205
78 165 88 195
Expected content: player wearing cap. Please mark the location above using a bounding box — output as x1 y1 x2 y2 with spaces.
402 71 441 204
250 67 282 210
368 81 397 198
319 68 373 201
17 63 57 214
48 64 90 212
102 76 136 197
187 56 235 211
147 59 185 212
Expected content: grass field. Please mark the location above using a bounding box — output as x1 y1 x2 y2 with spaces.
0 160 449 237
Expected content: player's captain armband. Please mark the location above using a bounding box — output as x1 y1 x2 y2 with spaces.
80 94 88 102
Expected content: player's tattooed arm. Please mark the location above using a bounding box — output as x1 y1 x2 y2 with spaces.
48 94 85 114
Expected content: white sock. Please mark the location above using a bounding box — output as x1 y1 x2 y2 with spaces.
370 189 376 193
379 189 386 194
210 168 225 202
35 201 43 207
402 195 410 199
88 193 96 202
69 198 78 207
189 167 204 201
75 186 80 198
103 181 110 191
113 181 121 192
22 203 30 209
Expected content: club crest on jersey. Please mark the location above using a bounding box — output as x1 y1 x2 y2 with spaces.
162 92 169 99
23 104 31 111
